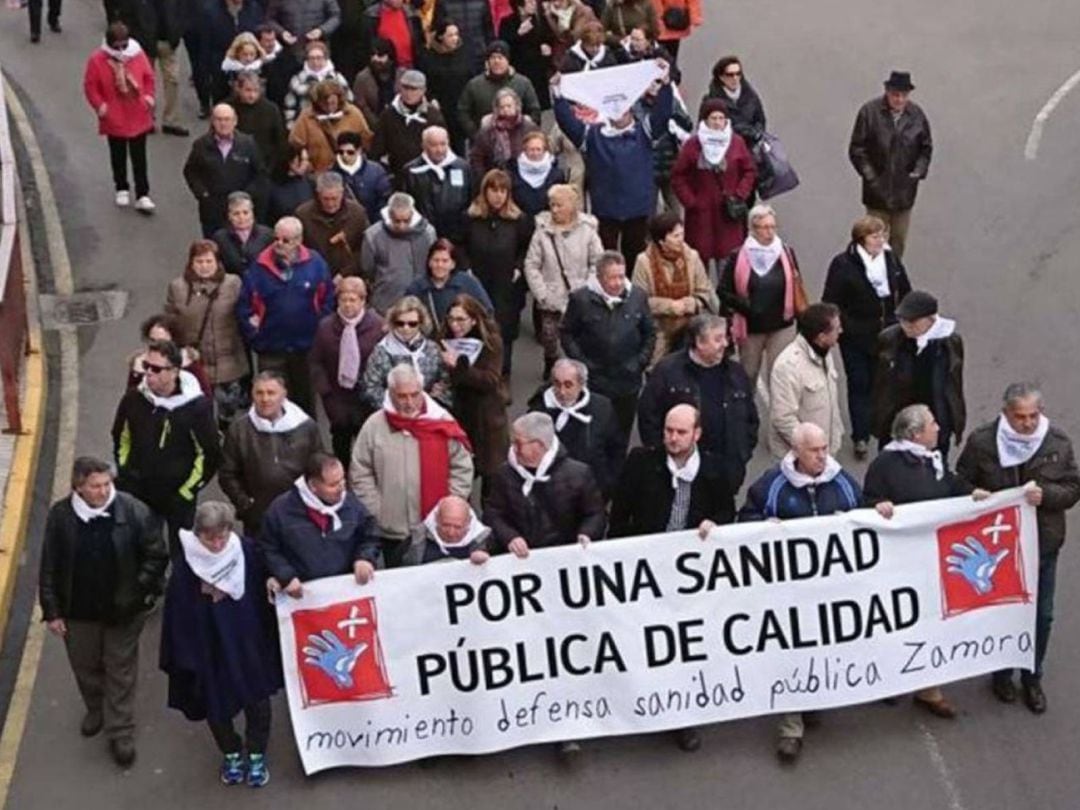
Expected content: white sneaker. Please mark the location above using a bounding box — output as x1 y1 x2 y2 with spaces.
134 196 156 214
115 190 131 207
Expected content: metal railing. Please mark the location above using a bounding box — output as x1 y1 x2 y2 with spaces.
0 71 28 435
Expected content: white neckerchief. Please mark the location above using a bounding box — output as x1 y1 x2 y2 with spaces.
586 275 630 309
409 150 460 182
178 529 246 601
517 151 554 189
997 413 1050 468
391 94 428 125
508 438 560 496
884 439 944 480
316 110 344 122
569 41 607 70
71 485 117 523
543 387 592 432
723 83 742 103
667 448 700 489
422 504 490 556
599 118 636 138
294 475 346 531
697 120 732 166
380 205 422 231
856 244 890 297
914 314 956 355
263 39 282 63
780 451 842 488
336 155 364 175
138 369 203 411
222 56 263 73
744 234 784 276
101 39 142 62
247 399 311 433
382 389 453 422
378 331 428 371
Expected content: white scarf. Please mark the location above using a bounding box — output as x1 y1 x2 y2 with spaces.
222 56 263 73
299 61 336 84
914 315 956 355
667 448 700 489
697 120 732 166
856 244 890 297
508 438 560 496
422 504 490 556
517 151 554 189
391 94 428 126
316 110 344 122
569 41 607 70
101 39 142 62
263 39 283 63
71 485 117 523
336 155 364 175
780 451 842 488
409 150 460 182
743 234 784 276
884 439 944 480
378 331 428 371
723 83 742 103
247 399 311 433
543 387 592 432
599 118 636 138
138 369 203 411
294 475 346 532
586 275 630 309
996 413 1050 468
178 528 246 601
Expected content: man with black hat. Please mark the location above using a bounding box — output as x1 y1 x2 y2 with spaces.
457 41 543 142
871 289 964 455
848 71 932 260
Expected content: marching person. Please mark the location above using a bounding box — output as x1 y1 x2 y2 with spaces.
457 40 543 143
734 422 862 763
212 191 275 277
468 88 541 176
362 295 451 407
957 383 1080 713
295 171 370 280
330 131 392 224
369 69 447 184
39 457 168 767
228 71 288 171
287 80 372 174
864 404 989 720
219 371 323 535
281 40 351 126
848 71 932 260
159 501 281 788
704 56 767 149
403 126 473 245
360 192 438 314
404 239 494 330
402 495 492 566
350 365 474 568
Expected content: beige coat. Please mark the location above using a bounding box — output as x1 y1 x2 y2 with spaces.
631 246 718 367
523 211 604 314
348 411 474 541
768 334 845 457
164 274 250 384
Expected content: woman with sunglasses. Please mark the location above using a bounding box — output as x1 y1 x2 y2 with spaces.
363 296 451 409
704 55 767 149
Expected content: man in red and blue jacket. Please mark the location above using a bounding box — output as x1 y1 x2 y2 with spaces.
237 215 335 414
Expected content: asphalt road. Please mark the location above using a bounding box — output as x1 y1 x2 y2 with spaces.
3 1 1080 808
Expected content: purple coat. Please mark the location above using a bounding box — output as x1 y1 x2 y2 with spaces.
309 309 386 429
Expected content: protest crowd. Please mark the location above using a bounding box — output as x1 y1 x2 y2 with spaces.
26 0 1080 786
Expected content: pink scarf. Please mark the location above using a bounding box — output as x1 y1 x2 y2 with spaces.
731 245 795 344
337 311 364 389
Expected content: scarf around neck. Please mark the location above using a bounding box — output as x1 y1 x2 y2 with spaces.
336 155 365 175
101 39 142 62
71 485 117 523
423 503 490 558
744 234 784 276
391 94 428 125
780 451 842 488
569 41 607 70
697 121 732 167
337 310 365 388
179 529 246 601
586 275 630 308
884 439 944 480
517 151 554 188
914 315 956 355
295 475 347 531
723 83 743 103
997 413 1050 468
508 438 560 496
543 387 592 431
379 331 428 370
856 244 890 297
410 150 460 182
731 239 795 343
667 448 700 489
138 369 203 411
247 399 311 433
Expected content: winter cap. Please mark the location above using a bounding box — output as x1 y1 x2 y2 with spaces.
486 40 511 58
698 97 728 122
896 290 938 321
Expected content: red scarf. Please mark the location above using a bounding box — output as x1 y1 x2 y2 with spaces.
384 407 472 515
377 7 414 67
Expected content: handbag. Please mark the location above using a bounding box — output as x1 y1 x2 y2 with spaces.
723 196 748 223
662 3 691 31
754 132 801 200
787 247 809 315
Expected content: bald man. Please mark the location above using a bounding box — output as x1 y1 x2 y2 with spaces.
405 495 492 566
402 125 473 244
183 102 267 237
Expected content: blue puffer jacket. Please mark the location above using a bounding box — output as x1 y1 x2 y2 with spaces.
739 463 862 521
404 270 494 329
237 245 335 353
554 83 673 221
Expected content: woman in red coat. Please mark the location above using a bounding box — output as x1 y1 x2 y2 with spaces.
82 22 157 213
671 98 756 270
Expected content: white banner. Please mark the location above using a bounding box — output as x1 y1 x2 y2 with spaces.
558 60 664 121
278 490 1037 772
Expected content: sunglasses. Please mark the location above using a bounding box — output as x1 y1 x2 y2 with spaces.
724 70 742 77
395 319 421 328
144 362 175 374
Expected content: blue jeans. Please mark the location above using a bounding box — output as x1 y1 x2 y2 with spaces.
839 340 875 442
996 549 1059 683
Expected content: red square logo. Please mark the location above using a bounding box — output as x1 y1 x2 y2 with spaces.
937 506 1030 618
292 598 394 707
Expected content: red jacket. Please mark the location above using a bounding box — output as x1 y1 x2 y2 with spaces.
671 134 757 261
83 44 156 139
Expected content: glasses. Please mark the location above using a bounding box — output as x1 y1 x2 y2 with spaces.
144 362 175 374
395 319 421 328
724 70 742 77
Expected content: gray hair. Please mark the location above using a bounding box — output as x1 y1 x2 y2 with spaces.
792 422 827 450
274 215 303 239
388 192 416 214
422 125 449 145
233 70 262 89
1003 382 1043 409
315 171 345 193
252 369 287 388
71 456 113 489
687 313 728 344
492 87 521 112
513 412 556 448
747 203 777 229
891 404 933 442
226 190 254 211
387 363 425 391
193 501 236 535
552 357 588 386
595 250 625 278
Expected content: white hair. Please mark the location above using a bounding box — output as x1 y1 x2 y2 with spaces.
747 203 777 229
513 412 556 448
387 363 424 391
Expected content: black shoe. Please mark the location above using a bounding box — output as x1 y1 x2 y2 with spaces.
674 728 701 752
991 674 1017 703
776 737 802 764
48 19 61 32
80 710 104 737
30 33 41 43
854 440 869 460
1022 680 1047 714
110 737 136 767
197 105 211 120
161 124 189 137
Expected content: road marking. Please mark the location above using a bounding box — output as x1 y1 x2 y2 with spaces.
1025 66 1080 159
917 720 966 810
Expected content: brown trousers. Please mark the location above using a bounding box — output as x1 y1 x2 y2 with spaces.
64 613 147 741
865 207 913 261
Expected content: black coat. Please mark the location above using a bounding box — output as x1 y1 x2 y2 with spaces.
419 45 474 152
498 12 554 109
183 131 266 233
510 161 565 218
848 96 933 212
434 0 495 72
483 449 607 551
560 284 656 398
821 242 912 354
527 387 625 498
230 95 288 174
110 0 189 50
39 492 168 623
862 449 971 506
369 101 447 182
705 79 767 146
266 175 315 223
871 324 965 443
463 213 533 336
609 447 735 537
402 156 473 244
212 224 276 276
637 350 759 492
200 0 266 80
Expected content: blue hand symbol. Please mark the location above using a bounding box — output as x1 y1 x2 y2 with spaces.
302 630 368 689
945 536 1009 595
